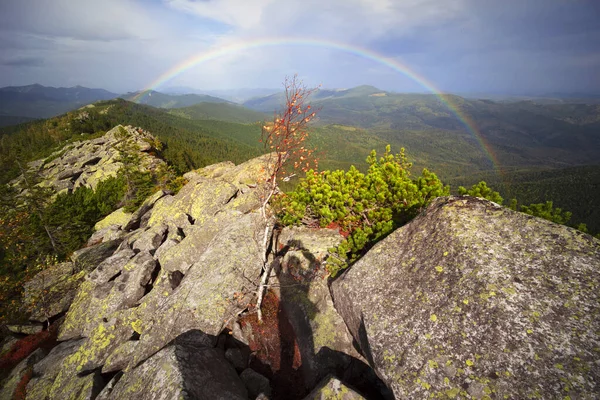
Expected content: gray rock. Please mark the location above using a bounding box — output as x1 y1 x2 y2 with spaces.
22 262 84 322
240 368 272 399
219 153 273 189
159 210 242 274
54 178 74 193
184 161 235 181
59 252 157 340
65 309 140 373
147 177 238 228
94 372 122 400
25 339 86 399
153 238 179 261
1 336 18 355
109 331 248 399
27 159 44 171
118 252 158 304
48 368 104 400
79 155 102 167
32 339 86 378
123 190 168 231
71 239 121 273
88 248 136 284
132 224 167 254
102 340 139 373
130 212 266 368
225 347 248 371
14 126 166 198
0 348 47 400
94 208 132 231
231 321 249 346
303 375 365 400
87 225 126 246
23 262 74 300
56 168 83 180
6 323 44 335
331 196 600 399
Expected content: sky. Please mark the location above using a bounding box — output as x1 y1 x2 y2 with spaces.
0 0 598 95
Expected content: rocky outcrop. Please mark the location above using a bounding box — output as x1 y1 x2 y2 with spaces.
8 152 282 399
7 128 599 400
331 196 600 399
15 125 165 195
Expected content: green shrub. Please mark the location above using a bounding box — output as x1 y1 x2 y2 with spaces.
520 201 572 225
276 145 449 276
46 175 127 256
458 181 503 204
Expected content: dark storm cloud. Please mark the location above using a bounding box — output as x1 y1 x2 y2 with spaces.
1 57 44 67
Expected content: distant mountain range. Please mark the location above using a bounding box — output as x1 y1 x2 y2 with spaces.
0 84 118 118
162 87 280 103
0 84 237 119
122 90 231 108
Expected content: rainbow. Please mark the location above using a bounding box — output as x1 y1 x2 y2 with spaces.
134 37 501 174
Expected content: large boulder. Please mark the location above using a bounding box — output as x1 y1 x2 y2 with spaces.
147 153 273 230
147 177 238 228
122 190 168 231
158 210 243 274
331 196 600 399
106 331 248 399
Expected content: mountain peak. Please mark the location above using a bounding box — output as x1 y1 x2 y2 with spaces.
348 85 383 94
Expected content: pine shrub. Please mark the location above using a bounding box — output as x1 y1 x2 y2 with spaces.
276 145 449 276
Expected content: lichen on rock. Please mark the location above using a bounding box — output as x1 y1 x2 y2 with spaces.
331 196 600 399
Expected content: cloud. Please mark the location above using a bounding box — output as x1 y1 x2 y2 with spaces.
164 0 274 30
0 0 173 42
164 0 467 43
0 0 599 93
1 56 44 67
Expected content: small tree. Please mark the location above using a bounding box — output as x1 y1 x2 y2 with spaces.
260 75 319 217
256 75 319 321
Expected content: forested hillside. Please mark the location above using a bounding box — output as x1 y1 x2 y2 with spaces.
2 94 598 233
0 99 262 184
